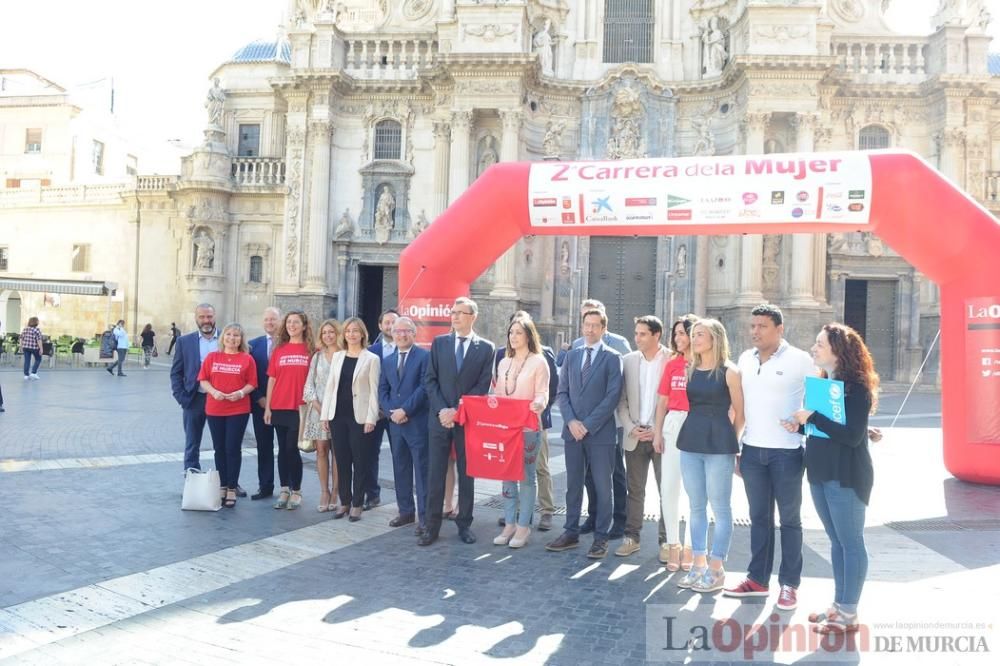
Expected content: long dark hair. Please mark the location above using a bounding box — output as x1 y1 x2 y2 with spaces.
142 323 153 334
822 322 880 413
505 315 542 357
669 314 698 355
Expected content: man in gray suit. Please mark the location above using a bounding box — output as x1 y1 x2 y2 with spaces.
546 308 624 558
419 296 496 546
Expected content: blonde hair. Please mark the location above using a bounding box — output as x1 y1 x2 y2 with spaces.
688 318 731 380
316 318 341 352
217 323 249 353
339 316 370 349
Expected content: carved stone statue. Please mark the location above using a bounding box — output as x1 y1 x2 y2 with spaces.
559 240 571 276
205 78 225 128
675 244 687 278
335 208 354 240
702 17 728 77
193 231 215 270
691 115 715 156
607 87 645 160
533 18 554 76
478 137 499 176
409 209 430 238
543 119 565 157
374 187 395 245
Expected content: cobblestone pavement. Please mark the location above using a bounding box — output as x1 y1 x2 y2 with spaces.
1 368 997 665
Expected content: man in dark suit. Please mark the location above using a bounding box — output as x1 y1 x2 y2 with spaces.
378 316 430 533
170 303 221 475
365 308 399 510
419 296 495 546
493 311 560 531
546 308 624 559
247 306 280 500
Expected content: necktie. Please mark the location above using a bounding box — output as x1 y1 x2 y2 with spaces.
397 350 407 374
582 346 593 383
266 336 272 358
456 336 467 373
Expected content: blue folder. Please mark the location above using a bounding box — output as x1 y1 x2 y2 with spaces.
804 376 846 439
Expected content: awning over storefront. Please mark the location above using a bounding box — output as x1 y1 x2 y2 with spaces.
0 278 118 296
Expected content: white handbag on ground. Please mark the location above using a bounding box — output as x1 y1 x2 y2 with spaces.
182 468 222 511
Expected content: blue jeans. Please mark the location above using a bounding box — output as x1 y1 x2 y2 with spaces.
389 426 429 525
680 451 735 561
207 412 249 489
182 393 207 471
740 444 804 588
810 480 868 614
22 349 41 376
503 431 541 527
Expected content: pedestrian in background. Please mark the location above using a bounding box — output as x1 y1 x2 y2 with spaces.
168 322 180 355
20 316 43 380
106 320 129 377
140 323 156 369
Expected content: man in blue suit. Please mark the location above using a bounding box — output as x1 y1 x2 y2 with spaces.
246 306 280 500
546 308 624 559
378 316 430 533
170 303 220 474
366 308 399 510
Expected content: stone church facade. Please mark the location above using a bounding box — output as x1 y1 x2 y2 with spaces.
3 0 998 384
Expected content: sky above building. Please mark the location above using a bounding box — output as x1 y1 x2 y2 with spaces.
1 0 996 174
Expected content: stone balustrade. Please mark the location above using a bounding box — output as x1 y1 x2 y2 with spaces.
231 157 286 187
0 183 129 207
343 35 437 79
831 37 928 83
136 175 178 191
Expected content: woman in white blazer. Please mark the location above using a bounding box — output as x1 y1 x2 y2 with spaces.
321 317 380 521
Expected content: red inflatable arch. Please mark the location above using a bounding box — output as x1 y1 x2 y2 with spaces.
399 151 1000 485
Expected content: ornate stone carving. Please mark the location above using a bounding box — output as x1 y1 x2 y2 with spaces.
762 235 781 291
500 108 522 133
464 23 517 43
607 86 645 160
401 0 433 21
192 229 216 271
701 16 729 78
753 25 810 42
558 240 571 277
676 243 688 278
283 136 305 280
831 0 865 23
432 121 451 142
533 18 555 76
334 208 355 241
373 186 395 245
477 135 499 176
456 79 520 95
691 115 715 156
451 110 473 130
205 78 225 128
364 100 414 164
543 119 566 157
409 209 430 239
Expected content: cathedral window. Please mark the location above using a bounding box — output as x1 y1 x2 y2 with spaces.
238 124 260 157
25 129 42 154
92 140 105 175
71 244 91 273
858 125 890 151
373 119 402 160
603 0 655 64
248 255 263 283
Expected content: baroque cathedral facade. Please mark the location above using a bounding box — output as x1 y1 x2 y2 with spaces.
4 0 998 384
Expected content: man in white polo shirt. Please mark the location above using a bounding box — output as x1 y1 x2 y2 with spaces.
724 303 815 612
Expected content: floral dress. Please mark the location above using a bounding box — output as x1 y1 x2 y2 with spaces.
302 350 333 440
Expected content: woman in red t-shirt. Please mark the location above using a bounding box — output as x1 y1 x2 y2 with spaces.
264 309 315 510
198 323 258 508
653 314 698 572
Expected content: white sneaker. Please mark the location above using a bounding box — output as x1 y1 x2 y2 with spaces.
30 374 40 380
23 375 30 381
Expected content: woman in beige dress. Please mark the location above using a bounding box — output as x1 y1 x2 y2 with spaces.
304 319 341 512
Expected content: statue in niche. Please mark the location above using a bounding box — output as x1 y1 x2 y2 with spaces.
762 235 781 290
409 209 430 239
533 18 554 76
205 78 225 127
675 244 688 278
543 119 565 157
193 231 215 270
607 87 645 160
702 17 728 77
559 240 571 276
691 115 715 156
478 137 499 176
374 186 395 245
335 208 354 240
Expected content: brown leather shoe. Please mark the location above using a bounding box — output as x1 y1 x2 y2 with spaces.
545 531 580 552
389 514 415 527
587 540 609 559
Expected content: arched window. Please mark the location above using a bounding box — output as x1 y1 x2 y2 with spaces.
373 119 402 160
858 125 890 151
249 255 263 283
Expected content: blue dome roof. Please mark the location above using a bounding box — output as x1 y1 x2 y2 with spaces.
229 39 291 65
989 53 1000 76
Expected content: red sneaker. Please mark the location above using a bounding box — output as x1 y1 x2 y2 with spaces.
723 577 770 598
776 585 798 611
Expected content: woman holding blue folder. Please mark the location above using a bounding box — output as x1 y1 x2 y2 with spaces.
783 323 879 635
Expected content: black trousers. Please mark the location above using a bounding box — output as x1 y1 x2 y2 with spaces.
331 415 372 508
424 423 475 534
251 403 276 491
270 409 302 491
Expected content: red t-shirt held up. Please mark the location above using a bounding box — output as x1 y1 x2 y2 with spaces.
657 355 690 412
456 395 539 482
197 351 257 417
267 343 311 410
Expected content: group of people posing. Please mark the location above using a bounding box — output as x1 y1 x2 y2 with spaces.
169 296 878 636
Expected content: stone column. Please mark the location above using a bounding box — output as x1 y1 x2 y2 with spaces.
439 0 455 20
432 121 451 217
305 120 333 290
447 110 473 205
789 112 818 306
937 128 966 187
737 112 770 304
490 109 522 298
694 236 710 316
